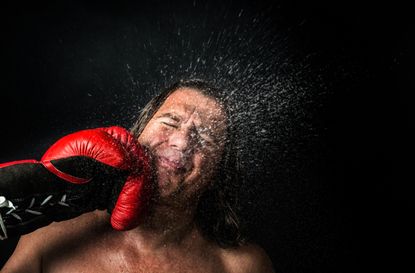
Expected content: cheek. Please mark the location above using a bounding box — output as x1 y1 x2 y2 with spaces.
185 155 212 193
139 124 169 147
191 152 218 179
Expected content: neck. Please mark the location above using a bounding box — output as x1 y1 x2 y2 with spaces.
122 199 204 251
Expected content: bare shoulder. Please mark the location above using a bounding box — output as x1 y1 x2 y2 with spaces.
25 209 109 251
219 243 275 273
1 210 109 272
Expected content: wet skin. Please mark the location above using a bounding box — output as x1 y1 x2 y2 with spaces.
2 88 274 273
138 88 228 204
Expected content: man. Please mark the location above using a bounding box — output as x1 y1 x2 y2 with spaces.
1 79 274 272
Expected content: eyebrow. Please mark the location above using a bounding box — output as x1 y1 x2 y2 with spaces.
156 112 181 122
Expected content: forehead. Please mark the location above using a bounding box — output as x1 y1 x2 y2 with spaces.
157 88 227 125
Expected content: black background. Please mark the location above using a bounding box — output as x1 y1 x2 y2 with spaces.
0 0 413 272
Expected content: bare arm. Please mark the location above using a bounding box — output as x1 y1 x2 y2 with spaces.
1 211 108 273
1 232 43 273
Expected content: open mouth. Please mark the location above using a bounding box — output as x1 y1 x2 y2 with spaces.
157 156 186 171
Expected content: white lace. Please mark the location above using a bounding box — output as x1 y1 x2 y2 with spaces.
0 194 70 240
0 196 15 240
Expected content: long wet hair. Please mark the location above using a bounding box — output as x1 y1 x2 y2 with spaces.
130 79 246 247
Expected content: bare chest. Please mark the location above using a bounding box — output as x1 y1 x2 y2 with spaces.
43 242 227 273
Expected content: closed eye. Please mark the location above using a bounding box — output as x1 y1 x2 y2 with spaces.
198 134 220 151
196 128 216 144
161 122 178 128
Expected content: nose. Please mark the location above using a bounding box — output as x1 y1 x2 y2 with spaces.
167 127 197 152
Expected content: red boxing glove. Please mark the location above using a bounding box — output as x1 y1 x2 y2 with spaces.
42 126 152 230
0 126 152 239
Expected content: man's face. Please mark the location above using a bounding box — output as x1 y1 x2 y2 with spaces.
138 88 227 203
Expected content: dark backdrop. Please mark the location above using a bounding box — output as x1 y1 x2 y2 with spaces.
0 0 412 272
